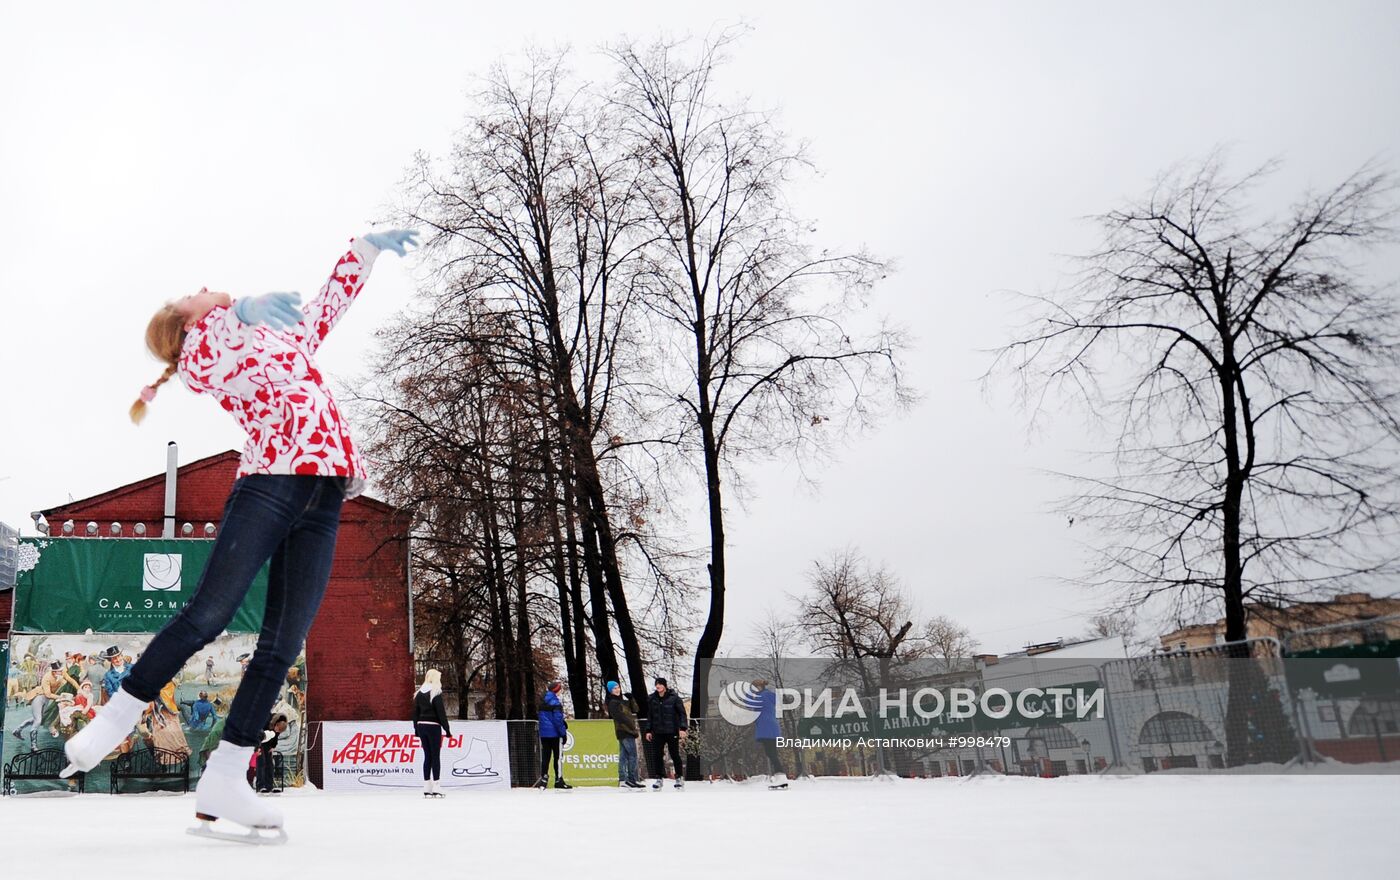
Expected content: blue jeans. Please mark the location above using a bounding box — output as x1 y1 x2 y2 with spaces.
618 736 639 784
123 475 346 748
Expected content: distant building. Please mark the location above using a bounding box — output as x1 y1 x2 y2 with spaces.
1158 593 1400 651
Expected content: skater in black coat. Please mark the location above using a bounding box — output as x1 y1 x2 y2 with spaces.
413 669 452 798
255 715 288 793
644 677 688 788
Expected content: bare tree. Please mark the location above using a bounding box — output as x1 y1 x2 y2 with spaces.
794 549 925 663
1085 611 1134 641
396 50 685 706
362 302 559 718
607 33 912 722
923 615 978 671
993 156 1400 644
793 549 943 776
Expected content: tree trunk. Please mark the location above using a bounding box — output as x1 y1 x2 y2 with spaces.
485 536 507 720
564 487 591 711
511 469 537 719
547 472 585 717
1214 274 1248 646
578 510 621 685
588 488 648 701
689 404 726 723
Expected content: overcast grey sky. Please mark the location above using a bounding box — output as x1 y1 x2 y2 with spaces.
2 1 1397 655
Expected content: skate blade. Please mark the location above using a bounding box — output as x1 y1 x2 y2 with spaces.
187 816 287 846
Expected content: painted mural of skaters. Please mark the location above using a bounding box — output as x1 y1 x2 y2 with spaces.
6 659 21 707
20 653 40 695
42 653 85 733
181 691 219 731
140 682 194 766
744 680 788 789
60 682 99 738
14 661 65 749
85 654 107 703
412 669 451 799
101 647 131 703
535 680 572 790
605 681 644 789
645 677 688 790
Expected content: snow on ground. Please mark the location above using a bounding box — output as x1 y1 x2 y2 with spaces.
3 774 1394 878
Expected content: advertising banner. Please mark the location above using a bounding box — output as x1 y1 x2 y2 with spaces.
4 631 309 794
13 538 267 634
560 719 621 786
321 720 511 792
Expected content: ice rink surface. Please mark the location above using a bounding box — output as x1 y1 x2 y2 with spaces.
3 774 1395 878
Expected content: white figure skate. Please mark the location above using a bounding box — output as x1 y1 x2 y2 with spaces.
768 772 789 790
187 742 287 845
60 689 146 778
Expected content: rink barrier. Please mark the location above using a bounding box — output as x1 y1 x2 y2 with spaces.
695 627 1399 780
299 622 1400 792
504 718 701 785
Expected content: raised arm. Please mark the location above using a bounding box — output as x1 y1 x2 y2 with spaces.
296 229 419 354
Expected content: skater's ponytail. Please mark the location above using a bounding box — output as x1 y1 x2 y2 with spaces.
130 304 186 425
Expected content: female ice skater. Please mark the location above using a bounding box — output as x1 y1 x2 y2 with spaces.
60 228 419 843
412 668 451 798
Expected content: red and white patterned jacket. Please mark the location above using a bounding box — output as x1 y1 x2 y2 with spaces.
178 238 382 497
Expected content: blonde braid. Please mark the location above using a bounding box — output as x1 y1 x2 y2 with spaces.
130 363 178 425
131 302 188 426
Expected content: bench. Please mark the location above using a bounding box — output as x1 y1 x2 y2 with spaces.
3 748 85 795
111 746 190 794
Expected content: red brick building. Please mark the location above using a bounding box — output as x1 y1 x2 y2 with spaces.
29 448 414 725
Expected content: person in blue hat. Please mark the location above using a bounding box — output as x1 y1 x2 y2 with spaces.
605 681 643 789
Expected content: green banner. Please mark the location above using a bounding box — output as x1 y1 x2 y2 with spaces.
559 719 623 786
1284 656 1400 700
14 538 267 634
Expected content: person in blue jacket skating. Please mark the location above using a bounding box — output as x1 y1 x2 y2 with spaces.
744 679 787 787
536 681 572 789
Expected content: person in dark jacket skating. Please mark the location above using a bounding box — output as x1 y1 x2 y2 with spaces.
645 677 688 789
255 714 288 793
605 681 643 789
413 669 451 798
536 681 571 789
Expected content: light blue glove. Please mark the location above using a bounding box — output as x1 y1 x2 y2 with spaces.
362 228 420 257
233 291 303 331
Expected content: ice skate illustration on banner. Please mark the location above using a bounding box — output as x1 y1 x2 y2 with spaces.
352 735 501 789
450 737 500 781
